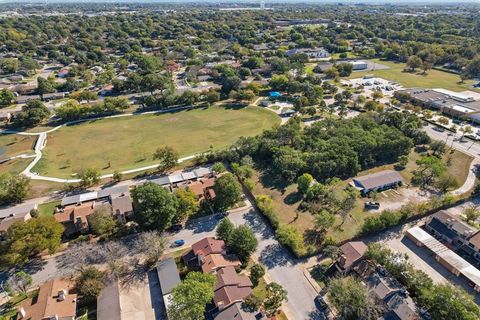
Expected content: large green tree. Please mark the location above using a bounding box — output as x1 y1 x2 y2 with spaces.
229 225 258 262
168 272 216 320
0 174 30 205
213 173 242 211
1 216 64 266
132 182 178 231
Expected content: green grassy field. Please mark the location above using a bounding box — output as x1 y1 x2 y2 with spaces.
35 105 280 178
348 59 478 93
37 200 60 217
0 134 36 159
0 158 31 175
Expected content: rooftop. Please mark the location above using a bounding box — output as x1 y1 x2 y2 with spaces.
0 203 37 220
157 258 181 296
352 170 403 190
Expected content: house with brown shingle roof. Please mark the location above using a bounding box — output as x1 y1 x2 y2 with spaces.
336 241 368 275
17 278 77 320
182 237 241 273
213 266 253 310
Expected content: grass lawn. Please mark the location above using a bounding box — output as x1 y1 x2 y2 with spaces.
0 134 36 159
37 200 60 217
0 157 31 175
347 59 478 93
35 105 280 178
27 180 66 199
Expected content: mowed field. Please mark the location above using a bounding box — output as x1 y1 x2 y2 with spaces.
347 59 478 93
35 106 280 178
0 134 36 160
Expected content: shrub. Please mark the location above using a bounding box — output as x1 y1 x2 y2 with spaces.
256 195 280 229
276 224 307 257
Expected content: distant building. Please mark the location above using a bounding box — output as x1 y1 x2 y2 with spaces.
17 278 77 320
396 88 480 123
351 170 403 196
351 60 368 70
0 211 31 238
286 47 330 59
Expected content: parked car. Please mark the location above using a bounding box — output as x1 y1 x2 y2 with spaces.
172 239 185 247
169 224 183 232
365 201 380 209
315 295 329 311
433 126 445 132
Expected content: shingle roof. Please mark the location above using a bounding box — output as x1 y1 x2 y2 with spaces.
338 241 367 270
426 217 457 240
157 258 181 296
0 203 37 220
214 266 253 291
214 302 258 320
353 170 403 190
192 237 225 256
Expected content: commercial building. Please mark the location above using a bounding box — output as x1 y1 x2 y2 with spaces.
396 88 480 123
351 170 403 196
285 47 330 59
351 60 368 70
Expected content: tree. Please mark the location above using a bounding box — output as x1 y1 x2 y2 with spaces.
437 174 458 193
463 205 480 225
213 173 242 211
175 188 199 221
37 77 56 99
0 89 15 106
430 140 446 157
297 173 314 194
134 231 166 265
13 100 50 128
263 282 288 316
168 272 216 320
276 224 306 256
75 266 104 303
418 284 480 320
132 182 178 231
1 216 64 266
205 90 220 104
153 146 179 173
78 168 100 187
88 205 117 237
212 162 226 174
250 264 265 286
328 277 381 320
323 245 341 260
314 210 335 231
406 56 422 71
216 218 234 243
372 90 383 101
112 170 122 183
6 271 32 295
229 225 258 262
0 174 30 205
396 155 409 169
412 155 446 190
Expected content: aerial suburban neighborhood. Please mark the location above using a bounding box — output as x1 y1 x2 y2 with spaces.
0 1 480 320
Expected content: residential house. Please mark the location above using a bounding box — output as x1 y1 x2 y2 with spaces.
182 177 216 202
157 257 182 317
55 185 133 237
425 210 476 247
355 260 422 320
17 278 77 320
464 232 480 265
335 241 368 275
213 266 253 311
213 302 260 320
182 237 241 273
0 211 31 239
0 112 11 123
351 170 403 196
0 203 37 221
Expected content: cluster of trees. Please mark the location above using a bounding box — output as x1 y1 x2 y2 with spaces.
367 243 480 319
216 218 258 262
0 89 15 107
222 114 413 184
0 174 30 205
12 100 50 128
55 97 129 121
244 281 288 317
131 182 199 231
0 216 64 267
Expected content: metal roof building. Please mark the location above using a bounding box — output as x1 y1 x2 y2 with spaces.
406 226 480 292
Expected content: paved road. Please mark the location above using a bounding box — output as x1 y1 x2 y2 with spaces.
229 209 322 320
423 123 480 159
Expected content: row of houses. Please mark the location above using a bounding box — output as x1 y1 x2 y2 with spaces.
335 241 426 320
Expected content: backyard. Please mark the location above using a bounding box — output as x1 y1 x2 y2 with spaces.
34 105 280 178
347 59 478 93
252 148 474 250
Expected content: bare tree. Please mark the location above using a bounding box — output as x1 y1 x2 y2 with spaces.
134 231 167 266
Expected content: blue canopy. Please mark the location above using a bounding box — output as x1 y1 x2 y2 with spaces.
269 91 282 98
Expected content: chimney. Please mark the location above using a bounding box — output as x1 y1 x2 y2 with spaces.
18 307 26 319
58 289 67 301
